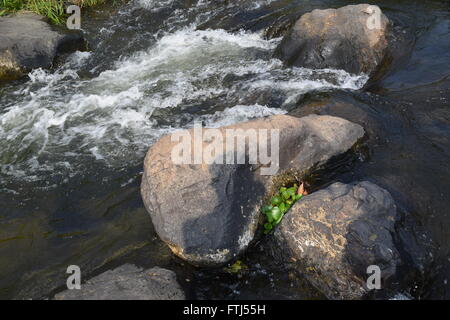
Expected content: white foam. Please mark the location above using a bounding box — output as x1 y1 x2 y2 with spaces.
249 0 278 10
389 292 413 300
66 51 92 68
199 104 286 128
0 26 367 183
136 0 175 11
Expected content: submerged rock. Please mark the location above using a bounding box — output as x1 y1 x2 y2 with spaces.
54 265 185 300
141 114 364 266
270 181 401 300
0 12 85 81
274 4 389 76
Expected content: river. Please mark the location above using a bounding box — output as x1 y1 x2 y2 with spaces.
0 0 448 299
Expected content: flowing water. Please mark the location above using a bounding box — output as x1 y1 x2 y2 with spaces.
0 0 448 299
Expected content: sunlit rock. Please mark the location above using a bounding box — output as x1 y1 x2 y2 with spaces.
270 181 401 299
274 4 390 76
141 114 364 266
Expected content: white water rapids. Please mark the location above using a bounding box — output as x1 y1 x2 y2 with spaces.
0 0 368 186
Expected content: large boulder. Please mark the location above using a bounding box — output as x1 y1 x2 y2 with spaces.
141 114 364 266
274 4 390 75
54 265 185 300
289 92 438 296
0 12 85 81
270 181 401 300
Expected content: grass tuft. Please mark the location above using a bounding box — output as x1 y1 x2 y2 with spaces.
0 0 106 24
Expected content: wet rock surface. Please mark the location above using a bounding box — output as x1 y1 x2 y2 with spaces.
289 90 441 298
274 4 390 76
141 114 364 266
270 181 401 300
54 264 185 300
0 12 84 81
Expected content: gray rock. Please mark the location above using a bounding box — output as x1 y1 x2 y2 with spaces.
141 114 364 266
274 4 390 75
0 12 85 81
271 181 401 300
289 92 438 295
54 264 185 300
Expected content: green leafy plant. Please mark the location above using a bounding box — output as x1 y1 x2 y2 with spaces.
261 183 307 234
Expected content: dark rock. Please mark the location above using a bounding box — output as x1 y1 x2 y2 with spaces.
274 4 390 76
54 265 185 300
263 15 296 40
271 181 401 300
141 114 364 266
0 12 85 81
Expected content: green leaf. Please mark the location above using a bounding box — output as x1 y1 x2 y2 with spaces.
294 194 303 201
271 196 282 206
281 190 290 200
269 207 282 221
274 213 284 225
261 205 273 214
287 187 296 197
